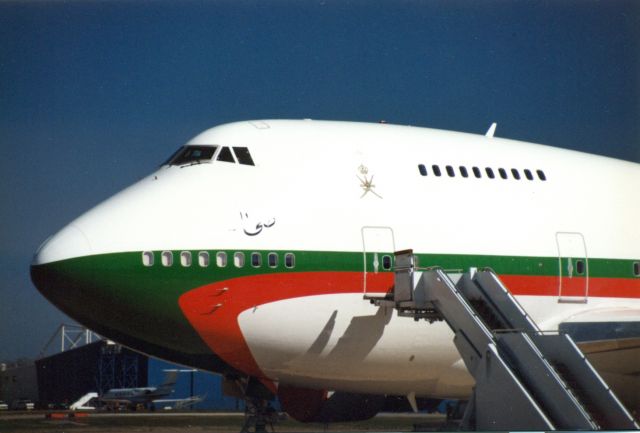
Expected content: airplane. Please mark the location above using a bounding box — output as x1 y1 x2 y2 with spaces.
100 370 177 410
30 119 640 425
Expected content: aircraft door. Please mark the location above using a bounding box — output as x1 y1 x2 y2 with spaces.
361 226 396 297
556 232 588 303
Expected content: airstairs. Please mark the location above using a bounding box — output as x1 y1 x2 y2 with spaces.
365 250 639 430
69 392 98 410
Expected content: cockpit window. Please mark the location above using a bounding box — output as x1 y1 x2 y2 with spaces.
163 144 256 168
233 147 255 166
164 145 218 166
216 147 235 163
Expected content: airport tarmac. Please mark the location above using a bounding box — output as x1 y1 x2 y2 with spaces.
0 411 448 433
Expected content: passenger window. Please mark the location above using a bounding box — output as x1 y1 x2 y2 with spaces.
634 262 639 277
142 251 154 267
268 253 278 268
234 252 245 268
161 251 173 267
142 251 155 267
285 253 295 268
576 259 585 275
537 169 547 181
180 251 192 267
382 255 392 270
485 167 495 179
446 165 455 177
418 164 427 176
498 168 507 179
472 167 482 178
251 252 262 267
459 166 468 178
524 169 534 180
198 251 210 267
217 147 235 163
511 169 521 180
432 165 441 177
216 252 227 267
233 147 255 166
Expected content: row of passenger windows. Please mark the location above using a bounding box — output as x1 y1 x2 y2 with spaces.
165 145 255 167
141 251 295 269
418 164 547 181
141 252 640 276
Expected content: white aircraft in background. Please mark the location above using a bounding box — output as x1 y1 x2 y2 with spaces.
100 370 177 409
31 119 640 423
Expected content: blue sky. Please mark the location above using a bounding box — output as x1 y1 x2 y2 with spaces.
1 0 638 361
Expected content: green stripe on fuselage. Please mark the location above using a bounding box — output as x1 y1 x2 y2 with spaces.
34 249 638 367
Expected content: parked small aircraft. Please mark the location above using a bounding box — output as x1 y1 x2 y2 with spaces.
100 371 177 409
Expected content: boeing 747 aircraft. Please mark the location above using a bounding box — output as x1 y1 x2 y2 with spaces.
30 120 640 424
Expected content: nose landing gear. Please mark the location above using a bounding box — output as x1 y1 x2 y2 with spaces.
224 375 282 433
240 396 279 433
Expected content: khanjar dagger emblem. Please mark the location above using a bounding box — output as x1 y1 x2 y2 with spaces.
357 165 382 199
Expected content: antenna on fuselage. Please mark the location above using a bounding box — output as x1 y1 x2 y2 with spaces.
485 122 497 138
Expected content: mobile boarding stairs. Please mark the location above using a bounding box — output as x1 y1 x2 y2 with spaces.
365 250 639 431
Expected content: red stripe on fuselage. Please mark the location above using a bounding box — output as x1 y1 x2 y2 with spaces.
178 272 393 378
178 272 640 378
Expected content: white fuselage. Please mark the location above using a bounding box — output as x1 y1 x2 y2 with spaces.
32 120 640 399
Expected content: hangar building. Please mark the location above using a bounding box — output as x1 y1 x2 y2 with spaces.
35 339 241 410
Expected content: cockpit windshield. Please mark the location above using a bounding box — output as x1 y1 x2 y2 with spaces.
164 145 218 166
233 147 255 166
163 145 256 167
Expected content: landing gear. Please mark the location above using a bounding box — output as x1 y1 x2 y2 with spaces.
223 374 281 433
443 400 466 430
240 397 278 433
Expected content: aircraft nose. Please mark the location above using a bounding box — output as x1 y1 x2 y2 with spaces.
32 224 92 266
30 223 93 313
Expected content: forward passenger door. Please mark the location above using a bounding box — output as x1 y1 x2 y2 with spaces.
361 226 396 297
556 232 589 303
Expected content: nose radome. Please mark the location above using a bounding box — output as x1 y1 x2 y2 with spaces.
32 224 93 265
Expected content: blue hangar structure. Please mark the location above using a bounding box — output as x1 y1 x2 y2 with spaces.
35 339 242 410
